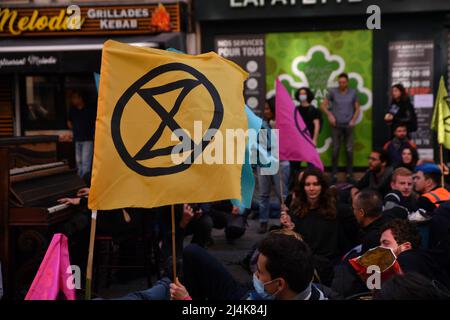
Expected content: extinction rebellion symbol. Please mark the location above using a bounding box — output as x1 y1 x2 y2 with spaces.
294 107 315 148
111 63 224 176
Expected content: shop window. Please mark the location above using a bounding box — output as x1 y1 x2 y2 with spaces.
23 75 63 130
64 74 98 117
22 74 97 132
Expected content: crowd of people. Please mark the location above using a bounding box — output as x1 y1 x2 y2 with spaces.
54 73 450 301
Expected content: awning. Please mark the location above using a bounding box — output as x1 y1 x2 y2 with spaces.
0 32 186 52
0 33 186 73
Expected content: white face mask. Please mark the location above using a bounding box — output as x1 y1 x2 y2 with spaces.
299 94 308 102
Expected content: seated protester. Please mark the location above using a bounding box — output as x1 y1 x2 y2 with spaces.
209 202 247 243
374 272 450 300
112 232 337 300
383 123 416 167
332 218 450 298
351 149 393 200
180 204 213 249
174 232 336 300
352 189 391 254
380 219 450 289
279 168 344 285
411 163 450 220
383 167 417 220
396 145 419 172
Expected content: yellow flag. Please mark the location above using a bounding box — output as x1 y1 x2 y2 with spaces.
88 40 248 210
431 76 450 150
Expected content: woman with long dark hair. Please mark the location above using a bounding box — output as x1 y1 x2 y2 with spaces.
396 145 419 171
384 83 417 135
280 168 357 285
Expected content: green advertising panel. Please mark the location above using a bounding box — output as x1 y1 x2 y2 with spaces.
265 30 373 167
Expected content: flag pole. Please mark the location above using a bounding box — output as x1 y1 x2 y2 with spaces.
440 144 445 187
85 210 97 300
279 167 285 208
171 205 177 281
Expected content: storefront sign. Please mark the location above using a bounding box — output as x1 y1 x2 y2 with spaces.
0 55 57 69
215 35 266 115
230 0 363 8
195 0 450 21
389 40 434 159
0 3 183 37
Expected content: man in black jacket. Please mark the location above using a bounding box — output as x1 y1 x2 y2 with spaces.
380 219 450 290
352 189 391 253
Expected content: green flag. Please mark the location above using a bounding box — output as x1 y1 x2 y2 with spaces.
431 76 450 149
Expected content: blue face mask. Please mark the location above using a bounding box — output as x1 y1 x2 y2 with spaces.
253 273 279 300
299 94 308 102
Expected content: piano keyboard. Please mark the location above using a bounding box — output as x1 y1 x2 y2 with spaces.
10 162 66 176
47 203 70 214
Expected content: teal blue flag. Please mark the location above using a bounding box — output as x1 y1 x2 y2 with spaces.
94 72 100 91
231 106 263 210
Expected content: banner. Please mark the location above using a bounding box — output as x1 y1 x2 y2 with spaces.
89 41 248 210
389 40 434 159
215 35 266 116
265 30 373 166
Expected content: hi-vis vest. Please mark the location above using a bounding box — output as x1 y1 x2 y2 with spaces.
422 187 450 208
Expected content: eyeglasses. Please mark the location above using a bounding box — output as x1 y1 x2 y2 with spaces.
368 156 380 161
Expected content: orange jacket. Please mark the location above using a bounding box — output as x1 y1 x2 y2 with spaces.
422 187 450 208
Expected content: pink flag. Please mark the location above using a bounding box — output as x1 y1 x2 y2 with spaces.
275 78 324 171
25 233 76 300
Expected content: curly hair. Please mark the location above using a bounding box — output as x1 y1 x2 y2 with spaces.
295 87 315 104
381 219 421 249
290 168 336 219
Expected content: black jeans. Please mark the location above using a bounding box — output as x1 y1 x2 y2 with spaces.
182 244 250 300
331 125 354 176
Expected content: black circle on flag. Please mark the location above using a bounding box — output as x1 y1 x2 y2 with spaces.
293 107 315 148
111 62 224 176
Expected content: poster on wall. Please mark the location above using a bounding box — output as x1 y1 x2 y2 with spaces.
389 40 434 159
214 34 266 115
265 30 373 167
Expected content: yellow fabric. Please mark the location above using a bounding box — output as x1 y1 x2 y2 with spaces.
89 40 248 210
431 76 450 149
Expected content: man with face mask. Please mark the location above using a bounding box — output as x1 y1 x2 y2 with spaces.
379 219 450 290
169 233 334 300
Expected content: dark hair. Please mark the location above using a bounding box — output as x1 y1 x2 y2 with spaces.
372 148 388 164
70 89 85 100
374 273 450 300
399 145 419 168
380 219 421 249
258 233 314 293
424 172 441 187
295 87 315 104
391 83 409 103
266 97 276 115
392 122 408 132
291 167 336 219
355 189 382 218
338 73 349 80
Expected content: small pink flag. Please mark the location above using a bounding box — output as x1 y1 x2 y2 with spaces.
275 78 324 171
25 233 76 300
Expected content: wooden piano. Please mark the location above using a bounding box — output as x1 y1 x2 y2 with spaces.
0 136 86 299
